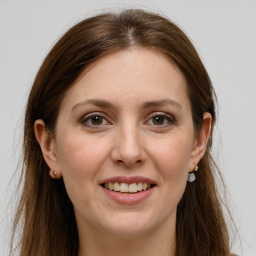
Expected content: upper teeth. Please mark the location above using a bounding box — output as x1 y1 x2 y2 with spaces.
104 182 151 193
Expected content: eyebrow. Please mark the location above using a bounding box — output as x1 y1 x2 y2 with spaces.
72 99 114 111
72 98 182 112
141 99 182 109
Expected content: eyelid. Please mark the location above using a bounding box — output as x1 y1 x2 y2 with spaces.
80 112 111 127
146 112 176 126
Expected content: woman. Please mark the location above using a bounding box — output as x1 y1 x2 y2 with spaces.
10 9 235 256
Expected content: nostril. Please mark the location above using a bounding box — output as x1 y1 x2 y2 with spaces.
115 159 142 167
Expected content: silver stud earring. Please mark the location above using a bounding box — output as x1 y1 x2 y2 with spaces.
53 170 57 177
188 165 198 183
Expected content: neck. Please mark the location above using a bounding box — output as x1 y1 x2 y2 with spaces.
77 218 176 256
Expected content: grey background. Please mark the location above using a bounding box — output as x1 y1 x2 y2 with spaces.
0 1 255 255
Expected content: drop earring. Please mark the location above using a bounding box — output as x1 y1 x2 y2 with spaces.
188 165 198 183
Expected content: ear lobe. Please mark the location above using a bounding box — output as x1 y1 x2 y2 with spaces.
189 112 212 171
34 119 62 178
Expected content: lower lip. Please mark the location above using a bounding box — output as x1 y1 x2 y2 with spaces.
101 186 155 205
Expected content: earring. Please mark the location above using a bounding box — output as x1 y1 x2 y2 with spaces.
188 165 198 182
50 170 62 179
188 172 195 182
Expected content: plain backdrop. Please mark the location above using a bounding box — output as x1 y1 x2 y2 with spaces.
0 0 255 255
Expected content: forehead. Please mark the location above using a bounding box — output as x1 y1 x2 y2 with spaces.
59 48 190 112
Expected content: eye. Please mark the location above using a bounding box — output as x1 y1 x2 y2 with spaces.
81 113 109 127
152 116 165 125
147 113 175 126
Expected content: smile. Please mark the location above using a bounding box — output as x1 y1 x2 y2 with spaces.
102 182 155 193
100 176 157 204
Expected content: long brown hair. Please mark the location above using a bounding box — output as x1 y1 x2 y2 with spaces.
11 9 234 255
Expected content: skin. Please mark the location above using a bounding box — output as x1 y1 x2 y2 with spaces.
35 48 212 256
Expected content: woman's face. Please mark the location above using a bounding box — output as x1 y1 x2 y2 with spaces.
40 48 209 239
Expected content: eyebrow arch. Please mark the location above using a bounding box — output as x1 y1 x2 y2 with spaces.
72 99 115 111
72 98 182 112
141 99 182 109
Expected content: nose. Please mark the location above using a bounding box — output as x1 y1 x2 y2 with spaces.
111 122 146 167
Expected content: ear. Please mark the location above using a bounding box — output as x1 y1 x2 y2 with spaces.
189 112 212 171
34 119 62 179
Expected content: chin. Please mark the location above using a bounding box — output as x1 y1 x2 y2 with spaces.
97 212 159 239
103 224 152 239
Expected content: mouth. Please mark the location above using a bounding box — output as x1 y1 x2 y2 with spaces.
100 176 156 204
101 182 156 193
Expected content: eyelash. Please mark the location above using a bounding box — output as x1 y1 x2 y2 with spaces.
80 112 175 128
80 112 109 127
147 112 175 127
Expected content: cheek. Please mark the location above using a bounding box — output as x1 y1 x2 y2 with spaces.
55 133 109 204
57 132 108 176
149 132 193 187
